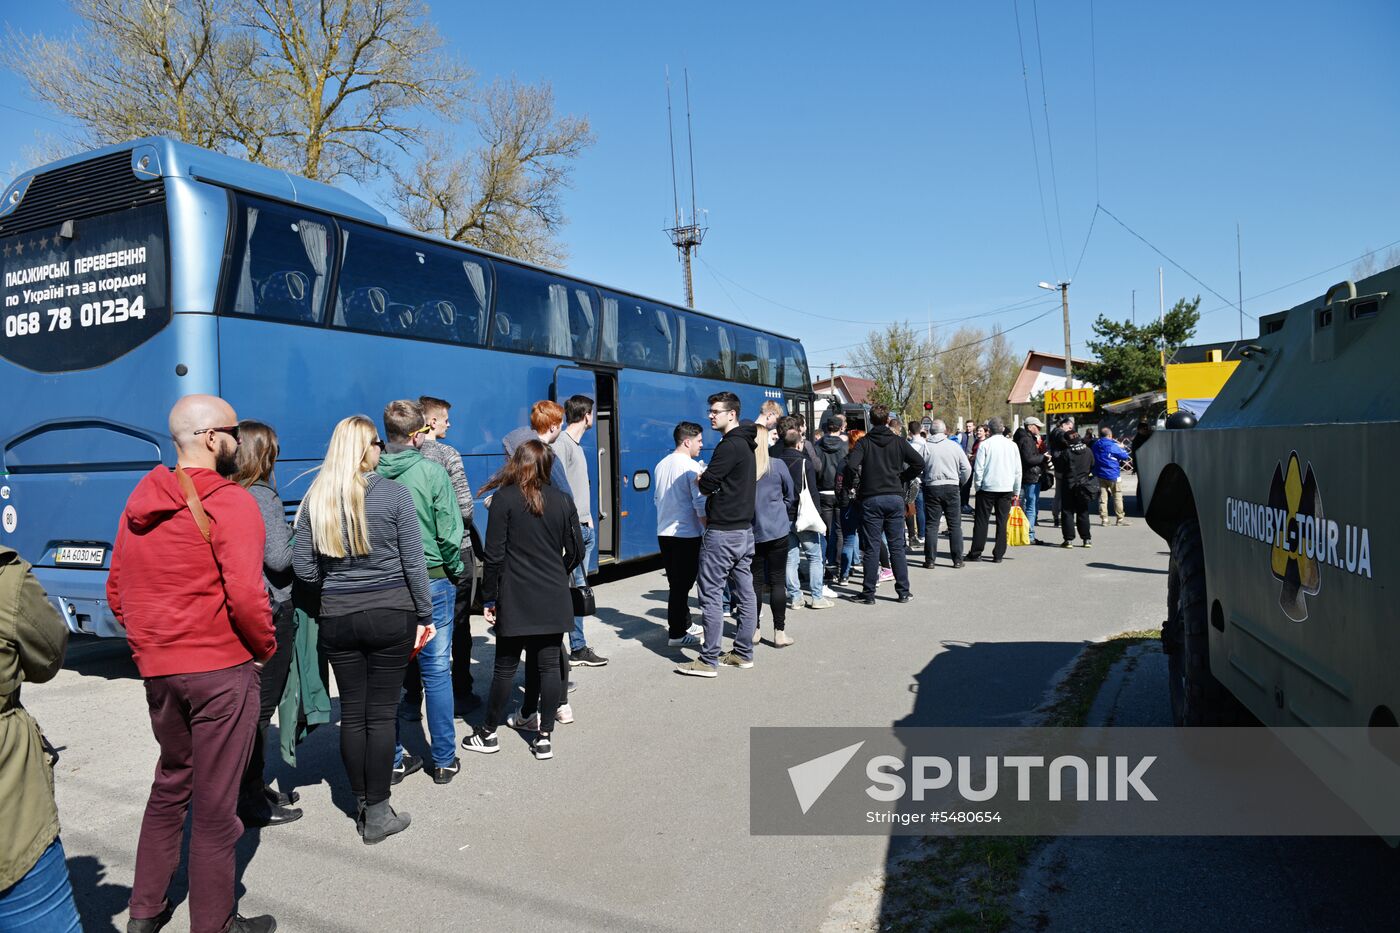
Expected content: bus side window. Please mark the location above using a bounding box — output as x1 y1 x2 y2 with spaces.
492 263 596 359
781 339 812 391
677 313 733 380
223 195 333 324
334 223 492 345
600 293 675 371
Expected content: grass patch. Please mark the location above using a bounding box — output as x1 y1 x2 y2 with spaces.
871 629 1162 932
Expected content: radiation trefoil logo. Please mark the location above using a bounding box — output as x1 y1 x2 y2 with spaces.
1224 452 1372 622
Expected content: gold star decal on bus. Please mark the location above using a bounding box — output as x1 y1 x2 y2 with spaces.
1268 451 1322 622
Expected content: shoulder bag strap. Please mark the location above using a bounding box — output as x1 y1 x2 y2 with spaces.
175 466 213 544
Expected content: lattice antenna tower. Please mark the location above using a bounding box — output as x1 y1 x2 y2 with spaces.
665 67 706 308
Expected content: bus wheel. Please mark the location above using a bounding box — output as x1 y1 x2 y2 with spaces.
1167 519 1247 726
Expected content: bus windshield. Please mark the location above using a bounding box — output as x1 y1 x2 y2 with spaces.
0 201 169 373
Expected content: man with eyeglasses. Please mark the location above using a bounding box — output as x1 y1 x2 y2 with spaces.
109 394 278 933
677 392 760 677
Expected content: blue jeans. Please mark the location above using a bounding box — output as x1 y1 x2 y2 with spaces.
915 489 927 539
569 523 595 652
1021 482 1040 539
840 502 861 577
397 577 456 768
785 530 823 602
0 838 80 932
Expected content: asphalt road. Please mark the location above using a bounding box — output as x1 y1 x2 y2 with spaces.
30 500 1179 933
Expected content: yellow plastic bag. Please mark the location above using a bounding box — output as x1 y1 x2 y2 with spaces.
1007 503 1031 547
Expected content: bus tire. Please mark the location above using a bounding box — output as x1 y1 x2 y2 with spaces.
1166 519 1248 726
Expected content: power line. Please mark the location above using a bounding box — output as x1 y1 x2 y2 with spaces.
1088 0 1101 203
1196 235 1400 318
803 294 1063 355
811 303 1061 369
1072 204 1100 281
1013 0 1060 281
0 102 74 127
700 258 1052 329
1030 0 1070 274
1097 204 1245 317
697 260 753 324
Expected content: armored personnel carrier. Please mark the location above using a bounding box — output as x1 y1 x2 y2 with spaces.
1137 269 1392 730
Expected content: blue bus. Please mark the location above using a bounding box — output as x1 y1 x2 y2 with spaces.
0 138 813 638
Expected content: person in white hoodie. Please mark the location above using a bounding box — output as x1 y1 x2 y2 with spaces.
917 420 972 568
966 417 1022 563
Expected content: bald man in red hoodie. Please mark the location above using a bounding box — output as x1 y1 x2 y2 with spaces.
108 395 278 933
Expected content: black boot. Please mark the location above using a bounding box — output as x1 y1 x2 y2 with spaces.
226 915 277 932
362 800 411 845
355 794 366 837
126 902 173 933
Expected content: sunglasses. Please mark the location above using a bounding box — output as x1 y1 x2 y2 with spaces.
193 425 240 442
370 439 387 450
411 425 434 438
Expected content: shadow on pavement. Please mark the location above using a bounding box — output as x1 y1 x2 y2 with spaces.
67 854 131 933
1084 561 1169 575
62 635 140 681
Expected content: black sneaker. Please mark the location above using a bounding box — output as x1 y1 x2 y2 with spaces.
461 727 499 754
127 903 174 933
897 593 913 603
263 785 299 808
844 593 876 605
569 647 608 667
532 734 554 760
390 753 423 785
227 915 277 933
431 758 461 784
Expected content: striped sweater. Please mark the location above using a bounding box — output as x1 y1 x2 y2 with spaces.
292 473 432 620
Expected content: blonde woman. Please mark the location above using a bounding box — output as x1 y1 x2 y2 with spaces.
292 415 432 845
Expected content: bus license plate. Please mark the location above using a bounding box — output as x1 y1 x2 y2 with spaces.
55 546 105 566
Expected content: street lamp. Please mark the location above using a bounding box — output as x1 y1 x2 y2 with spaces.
1039 280 1073 389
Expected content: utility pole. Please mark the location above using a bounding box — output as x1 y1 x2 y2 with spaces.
1132 289 1136 325
1038 279 1073 388
1059 282 1072 389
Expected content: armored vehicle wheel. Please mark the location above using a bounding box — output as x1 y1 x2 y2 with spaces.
1165 519 1249 726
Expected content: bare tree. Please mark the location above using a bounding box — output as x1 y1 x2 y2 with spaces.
1352 246 1400 280
236 0 471 182
390 81 595 266
849 321 934 422
10 0 241 153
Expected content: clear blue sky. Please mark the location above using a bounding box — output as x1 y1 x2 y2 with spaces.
4 1 1398 377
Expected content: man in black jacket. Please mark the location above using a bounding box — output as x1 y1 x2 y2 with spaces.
814 414 848 582
842 405 924 605
677 391 760 677
1057 427 1097 548
1047 416 1074 527
1012 416 1050 542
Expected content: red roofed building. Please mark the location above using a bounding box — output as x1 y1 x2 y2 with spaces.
813 374 876 424
1006 350 1096 404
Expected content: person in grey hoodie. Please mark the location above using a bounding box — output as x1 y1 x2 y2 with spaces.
918 420 972 568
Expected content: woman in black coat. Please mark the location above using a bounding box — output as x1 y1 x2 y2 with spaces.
461 440 583 760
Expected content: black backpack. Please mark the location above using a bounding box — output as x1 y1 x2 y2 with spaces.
816 443 844 492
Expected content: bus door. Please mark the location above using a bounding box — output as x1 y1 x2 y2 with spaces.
553 366 619 569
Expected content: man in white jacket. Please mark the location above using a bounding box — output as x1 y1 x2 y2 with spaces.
966 417 1022 563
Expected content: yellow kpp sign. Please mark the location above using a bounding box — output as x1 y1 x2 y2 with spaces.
1044 388 1095 415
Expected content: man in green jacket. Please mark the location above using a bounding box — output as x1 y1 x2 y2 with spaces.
0 545 80 929
376 400 465 785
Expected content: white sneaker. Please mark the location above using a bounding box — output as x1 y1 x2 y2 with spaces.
668 633 702 648
555 703 575 725
821 585 836 599
806 597 835 609
686 622 703 636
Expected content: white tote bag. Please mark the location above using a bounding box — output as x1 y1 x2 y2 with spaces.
795 465 826 534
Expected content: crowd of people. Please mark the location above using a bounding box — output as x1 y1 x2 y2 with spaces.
0 389 1139 933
